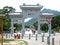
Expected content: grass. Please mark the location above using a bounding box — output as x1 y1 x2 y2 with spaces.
20 40 28 45
0 39 28 45
0 39 14 43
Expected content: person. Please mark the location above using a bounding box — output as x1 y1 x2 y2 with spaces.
32 29 36 34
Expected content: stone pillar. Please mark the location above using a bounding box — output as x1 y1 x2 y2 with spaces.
48 23 51 35
38 17 41 34
47 23 51 45
11 19 14 34
22 18 25 35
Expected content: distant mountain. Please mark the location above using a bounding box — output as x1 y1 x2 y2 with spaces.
25 8 60 26
25 18 37 26
41 8 60 15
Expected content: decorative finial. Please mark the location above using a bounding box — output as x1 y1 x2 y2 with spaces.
37 3 39 6
23 3 25 6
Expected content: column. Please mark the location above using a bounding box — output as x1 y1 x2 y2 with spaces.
11 19 14 34
48 23 51 45
48 23 51 36
22 18 25 35
38 17 41 34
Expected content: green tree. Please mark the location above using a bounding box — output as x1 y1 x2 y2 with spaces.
4 17 11 31
0 19 2 33
33 21 48 32
17 24 22 31
0 9 4 14
41 23 48 32
14 23 22 32
3 6 15 14
30 25 34 29
0 6 15 32
52 15 60 29
33 21 38 30
3 6 15 32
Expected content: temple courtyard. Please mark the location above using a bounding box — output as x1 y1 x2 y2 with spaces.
0 33 60 45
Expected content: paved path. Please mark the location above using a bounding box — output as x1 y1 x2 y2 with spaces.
22 39 47 45
20 34 60 45
1 33 60 45
20 34 48 45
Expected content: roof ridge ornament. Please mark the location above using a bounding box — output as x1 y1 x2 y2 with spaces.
37 3 39 6
23 3 25 6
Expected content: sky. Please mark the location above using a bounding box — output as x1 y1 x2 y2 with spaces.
0 0 60 12
0 0 60 22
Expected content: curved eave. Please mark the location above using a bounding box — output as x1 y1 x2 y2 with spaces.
8 12 22 15
8 12 23 18
42 13 53 16
20 6 43 10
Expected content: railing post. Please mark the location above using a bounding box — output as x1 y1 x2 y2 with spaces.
59 40 60 45
36 34 37 40
42 33 44 42
53 32 55 36
47 36 50 45
22 34 23 39
6 34 8 39
29 34 31 39
52 38 54 45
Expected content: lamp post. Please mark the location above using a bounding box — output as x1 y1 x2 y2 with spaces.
0 8 10 45
0 8 13 45
46 17 52 45
0 15 4 45
1 16 4 45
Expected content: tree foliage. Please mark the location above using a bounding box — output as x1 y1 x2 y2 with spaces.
0 9 4 14
3 6 15 14
0 6 15 32
52 15 60 29
4 17 11 31
0 19 2 33
33 21 38 30
14 23 22 32
52 15 60 32
33 15 60 32
41 23 48 32
0 6 60 33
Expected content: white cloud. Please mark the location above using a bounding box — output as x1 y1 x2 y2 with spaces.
0 0 60 22
25 18 32 22
0 0 60 11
